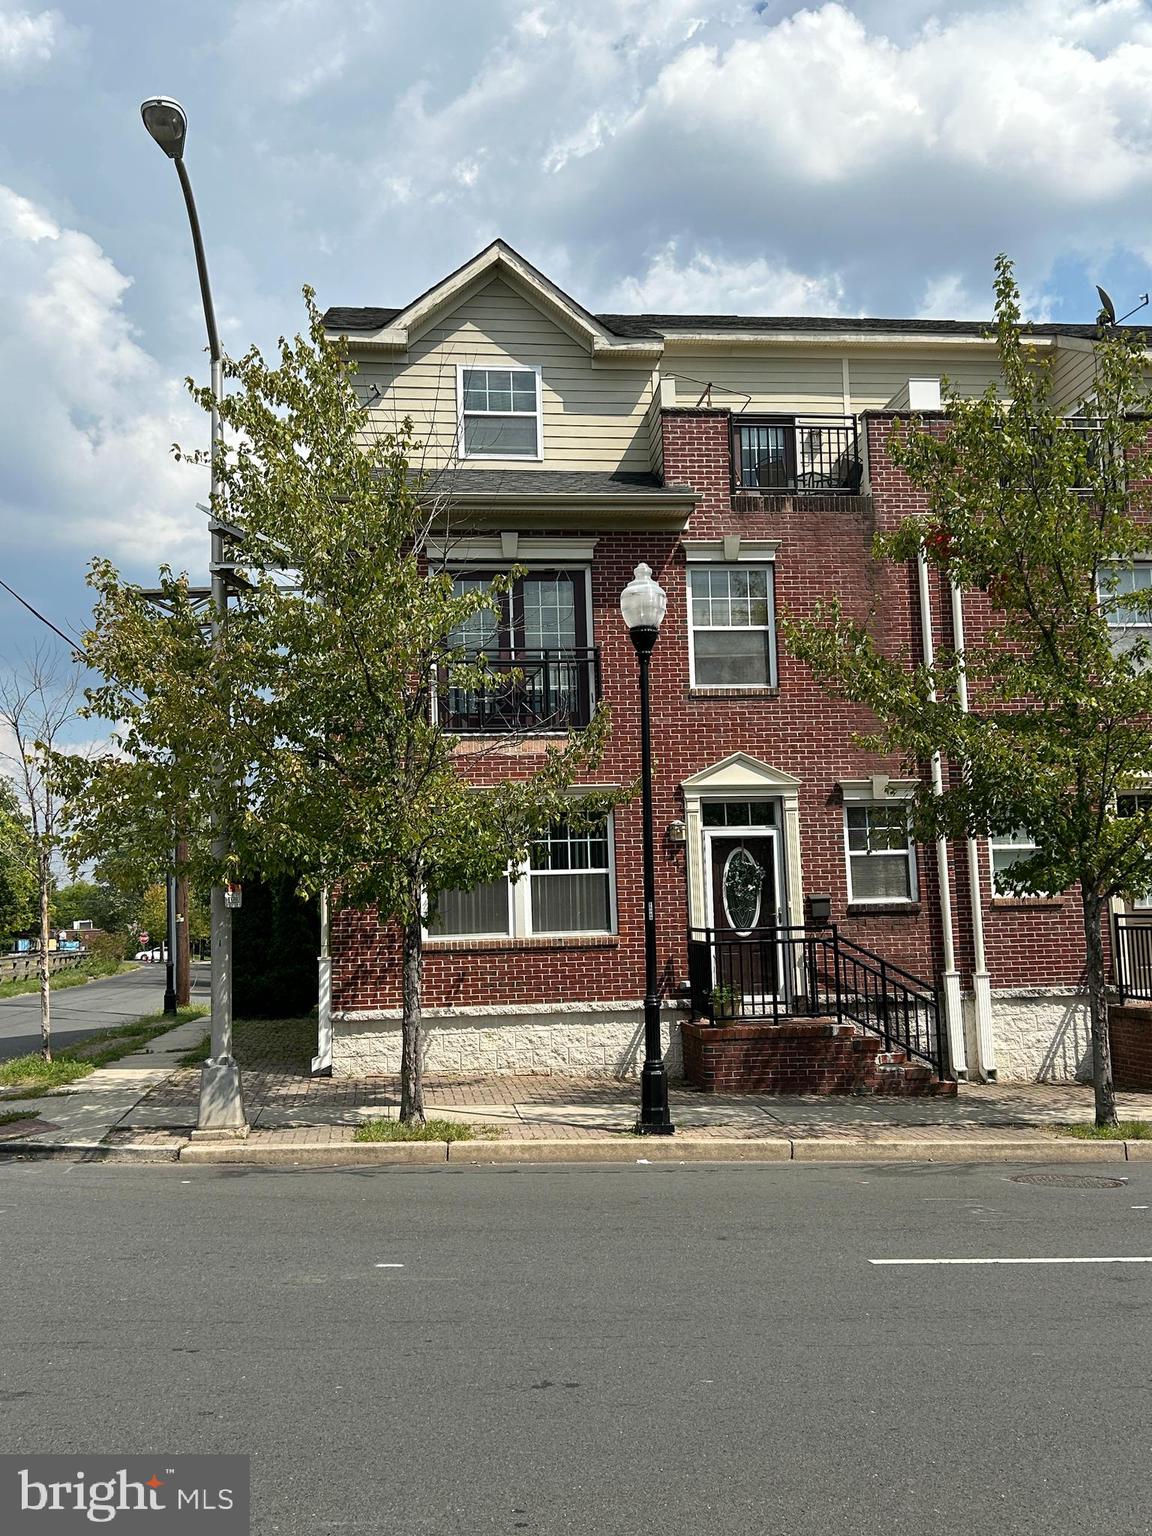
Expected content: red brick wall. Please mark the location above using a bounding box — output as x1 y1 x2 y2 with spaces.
1110 1004 1152 1091
332 407 1103 1013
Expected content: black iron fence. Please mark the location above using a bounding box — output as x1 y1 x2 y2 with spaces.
732 416 862 494
438 648 600 733
1114 915 1152 1001
686 923 947 1076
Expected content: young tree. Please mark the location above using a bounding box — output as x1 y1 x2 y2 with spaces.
0 654 81 1059
788 256 1152 1127
56 292 626 1122
0 777 36 943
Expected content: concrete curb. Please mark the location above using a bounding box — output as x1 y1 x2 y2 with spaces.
789 1137 1129 1162
0 1134 1142 1167
0 1140 181 1164
178 1140 448 1166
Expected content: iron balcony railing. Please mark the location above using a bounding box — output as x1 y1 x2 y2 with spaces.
1114 914 1152 1001
686 923 948 1077
732 416 863 495
438 647 600 734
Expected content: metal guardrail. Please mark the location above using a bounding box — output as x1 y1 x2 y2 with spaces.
686 923 946 1076
732 416 862 494
438 647 600 733
1114 915 1152 1001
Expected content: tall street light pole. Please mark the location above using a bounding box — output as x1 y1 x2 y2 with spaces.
141 97 246 1134
620 563 675 1136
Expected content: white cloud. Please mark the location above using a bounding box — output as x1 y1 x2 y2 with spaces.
0 6 68 72
0 184 206 567
602 243 846 314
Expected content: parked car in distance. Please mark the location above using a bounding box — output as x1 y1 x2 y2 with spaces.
134 947 165 963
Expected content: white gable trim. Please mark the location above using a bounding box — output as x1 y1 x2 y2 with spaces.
335 240 663 360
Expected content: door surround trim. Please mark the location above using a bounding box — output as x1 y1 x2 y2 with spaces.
681 754 803 931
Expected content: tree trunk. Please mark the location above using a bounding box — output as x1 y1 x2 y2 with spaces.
38 854 51 1063
399 911 425 1124
1081 885 1116 1128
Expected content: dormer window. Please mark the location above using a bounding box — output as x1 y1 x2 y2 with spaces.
458 365 542 459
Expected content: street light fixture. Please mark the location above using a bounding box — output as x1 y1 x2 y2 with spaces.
141 96 245 1134
620 563 675 1135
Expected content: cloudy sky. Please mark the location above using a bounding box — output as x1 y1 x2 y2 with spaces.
2 0 1152 688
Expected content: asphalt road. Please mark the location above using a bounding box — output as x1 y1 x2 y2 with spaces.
0 963 207 1059
0 1158 1149 1535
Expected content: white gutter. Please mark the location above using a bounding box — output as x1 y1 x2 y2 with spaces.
950 583 996 1080
917 546 968 1079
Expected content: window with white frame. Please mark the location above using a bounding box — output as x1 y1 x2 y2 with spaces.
845 803 917 903
688 565 776 687
988 829 1053 896
429 816 614 938
1099 561 1152 659
1117 793 1152 909
458 365 542 459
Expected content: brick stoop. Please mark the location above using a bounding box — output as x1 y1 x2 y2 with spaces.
682 1018 956 1096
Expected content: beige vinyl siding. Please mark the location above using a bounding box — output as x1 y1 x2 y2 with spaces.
660 352 845 415
847 349 1006 409
357 276 656 473
644 385 664 478
1048 338 1101 414
659 345 1009 417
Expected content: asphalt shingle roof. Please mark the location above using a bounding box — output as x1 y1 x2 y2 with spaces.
416 469 691 498
324 304 1135 342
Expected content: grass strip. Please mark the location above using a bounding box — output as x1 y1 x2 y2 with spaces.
0 1004 208 1100
1060 1119 1152 1141
353 1117 501 1144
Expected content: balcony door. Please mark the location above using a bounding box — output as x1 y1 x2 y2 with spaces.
447 570 591 731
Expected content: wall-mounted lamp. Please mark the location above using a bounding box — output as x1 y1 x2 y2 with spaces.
667 819 687 846
807 893 832 927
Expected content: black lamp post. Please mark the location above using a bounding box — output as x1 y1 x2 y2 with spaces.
620 563 675 1135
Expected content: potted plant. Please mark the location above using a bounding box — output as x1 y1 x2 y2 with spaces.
708 983 741 1023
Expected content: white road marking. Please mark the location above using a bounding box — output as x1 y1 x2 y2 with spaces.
375 1263 404 1268
1133 1205 1149 1210
871 1256 1152 1266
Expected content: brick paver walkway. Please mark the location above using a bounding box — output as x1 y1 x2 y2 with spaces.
109 1053 1152 1152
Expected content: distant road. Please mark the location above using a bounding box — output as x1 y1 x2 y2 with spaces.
0 963 209 1061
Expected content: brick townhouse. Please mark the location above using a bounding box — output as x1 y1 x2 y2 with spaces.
319 239 1150 1091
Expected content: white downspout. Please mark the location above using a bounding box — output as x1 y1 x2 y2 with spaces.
311 886 333 1077
917 546 968 1078
950 583 996 1080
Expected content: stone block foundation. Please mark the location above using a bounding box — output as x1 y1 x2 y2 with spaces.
963 988 1091 1083
333 1001 685 1078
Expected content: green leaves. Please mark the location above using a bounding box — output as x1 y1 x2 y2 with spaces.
788 254 1152 904
60 289 630 924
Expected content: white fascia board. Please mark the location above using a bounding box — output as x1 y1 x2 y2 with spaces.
661 332 1055 352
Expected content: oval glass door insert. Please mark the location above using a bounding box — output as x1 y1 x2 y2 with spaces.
722 846 764 933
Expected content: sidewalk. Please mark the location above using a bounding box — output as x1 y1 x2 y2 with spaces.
2 1015 1152 1164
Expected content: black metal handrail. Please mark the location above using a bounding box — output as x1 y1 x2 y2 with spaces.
732 415 862 494
438 647 600 733
686 923 947 1076
1114 914 1152 1001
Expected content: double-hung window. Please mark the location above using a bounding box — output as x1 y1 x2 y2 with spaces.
845 804 917 903
458 365 542 459
1100 561 1152 661
429 816 615 939
1117 793 1152 909
988 829 1054 897
689 565 776 687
